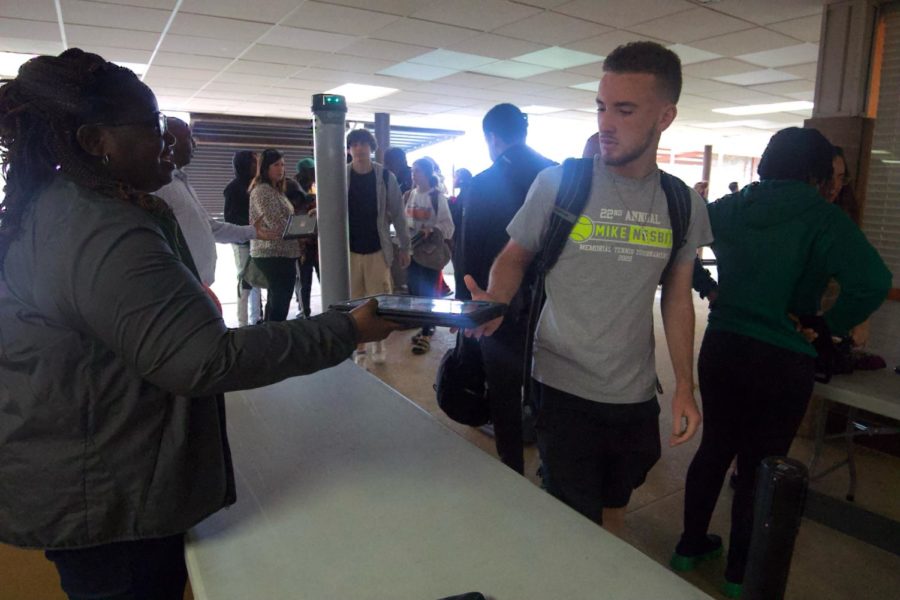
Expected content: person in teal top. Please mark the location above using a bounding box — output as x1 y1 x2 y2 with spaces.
672 127 891 598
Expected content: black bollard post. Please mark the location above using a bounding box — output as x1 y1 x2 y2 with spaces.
744 457 809 600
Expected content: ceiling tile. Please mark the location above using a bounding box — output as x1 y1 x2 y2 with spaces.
738 43 820 68
410 0 540 31
570 80 599 92
0 3 58 21
215 72 291 87
316 0 433 17
60 0 171 32
471 60 553 79
786 90 815 101
513 46 603 69
170 13 272 41
282 2 400 35
179 0 301 24
679 94 733 111
525 70 593 87
74 45 152 64
494 12 611 46
291 66 357 83
483 79 556 95
0 38 63 55
682 76 744 95
340 38 432 62
748 79 815 96
555 0 694 29
257 25 356 52
706 0 824 26
0 18 59 43
698 87 793 105
780 62 818 80
691 28 801 57
713 69 800 86
437 72 510 89
159 33 248 58
241 44 334 66
67 25 161 51
628 8 753 44
378 62 458 81
667 44 721 65
153 52 232 70
683 58 759 79
370 18 477 48
144 65 220 82
224 60 301 77
565 31 662 57
767 15 822 43
446 33 546 60
409 49 497 70
310 53 395 74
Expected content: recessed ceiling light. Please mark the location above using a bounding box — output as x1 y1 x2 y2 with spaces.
570 81 600 92
512 47 603 69
521 105 564 115
712 101 814 116
0 52 36 77
325 83 398 104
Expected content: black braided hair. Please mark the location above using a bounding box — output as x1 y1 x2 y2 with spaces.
0 48 170 267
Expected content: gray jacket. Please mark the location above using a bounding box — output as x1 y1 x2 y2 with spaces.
346 162 410 266
0 176 358 549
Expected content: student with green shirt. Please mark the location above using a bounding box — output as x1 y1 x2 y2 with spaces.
672 127 891 598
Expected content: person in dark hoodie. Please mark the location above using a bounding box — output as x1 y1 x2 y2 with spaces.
455 103 556 474
224 150 262 326
672 127 891 598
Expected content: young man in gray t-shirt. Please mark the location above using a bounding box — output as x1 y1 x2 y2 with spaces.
465 42 712 533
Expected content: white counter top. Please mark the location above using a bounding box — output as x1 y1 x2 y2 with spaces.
186 361 711 600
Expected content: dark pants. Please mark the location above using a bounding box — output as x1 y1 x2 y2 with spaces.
45 534 187 600
254 256 297 322
479 325 526 474
407 260 440 336
682 330 814 583
297 257 320 318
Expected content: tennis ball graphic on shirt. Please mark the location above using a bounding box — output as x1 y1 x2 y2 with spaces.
569 215 593 242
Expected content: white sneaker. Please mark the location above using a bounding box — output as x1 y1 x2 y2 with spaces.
371 340 387 364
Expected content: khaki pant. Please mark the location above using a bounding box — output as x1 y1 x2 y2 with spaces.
350 251 393 299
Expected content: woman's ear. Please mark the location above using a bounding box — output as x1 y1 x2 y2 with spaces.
75 124 108 159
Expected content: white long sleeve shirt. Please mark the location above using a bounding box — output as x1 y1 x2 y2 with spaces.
156 169 255 285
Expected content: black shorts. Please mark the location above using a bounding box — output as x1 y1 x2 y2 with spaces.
534 380 662 523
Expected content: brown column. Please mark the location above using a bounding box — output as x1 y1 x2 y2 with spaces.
701 145 713 183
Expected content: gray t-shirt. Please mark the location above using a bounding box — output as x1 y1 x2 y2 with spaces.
508 157 712 404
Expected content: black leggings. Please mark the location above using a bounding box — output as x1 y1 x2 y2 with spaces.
682 329 814 583
254 256 297 322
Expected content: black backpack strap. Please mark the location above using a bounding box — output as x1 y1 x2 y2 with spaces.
522 157 593 410
658 170 693 284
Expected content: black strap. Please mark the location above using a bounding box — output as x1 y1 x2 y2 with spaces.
658 170 693 283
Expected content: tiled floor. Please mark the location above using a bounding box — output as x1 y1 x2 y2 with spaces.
2 249 898 600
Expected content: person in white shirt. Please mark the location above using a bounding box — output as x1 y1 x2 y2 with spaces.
404 157 454 354
155 118 276 299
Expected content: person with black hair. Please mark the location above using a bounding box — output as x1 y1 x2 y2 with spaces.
0 49 398 599
673 127 890 597
292 157 319 318
728 181 739 194
453 103 555 474
405 157 455 354
224 150 263 325
346 128 410 364
384 146 413 195
465 44 712 525
250 148 302 322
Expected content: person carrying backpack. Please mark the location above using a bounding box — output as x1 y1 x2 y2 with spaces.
465 42 712 535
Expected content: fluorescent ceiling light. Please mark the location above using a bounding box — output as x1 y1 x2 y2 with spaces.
0 52 36 77
377 62 457 81
668 44 721 65
471 61 552 79
713 101 814 116
325 83 397 104
521 105 564 115
871 150 890 155
570 80 600 92
882 160 900 165
409 50 496 70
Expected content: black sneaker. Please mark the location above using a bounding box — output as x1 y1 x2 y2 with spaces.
670 534 723 571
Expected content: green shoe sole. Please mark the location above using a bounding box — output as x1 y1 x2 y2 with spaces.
722 581 743 598
669 545 723 572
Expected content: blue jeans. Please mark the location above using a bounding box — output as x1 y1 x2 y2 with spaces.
45 534 187 600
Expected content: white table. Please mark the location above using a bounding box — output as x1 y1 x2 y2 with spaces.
186 361 711 600
810 368 900 501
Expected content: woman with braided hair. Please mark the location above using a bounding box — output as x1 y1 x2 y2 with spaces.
0 49 398 599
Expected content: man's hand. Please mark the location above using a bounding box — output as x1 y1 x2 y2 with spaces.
462 275 504 338
254 222 281 241
670 384 701 446
349 299 403 343
398 249 411 269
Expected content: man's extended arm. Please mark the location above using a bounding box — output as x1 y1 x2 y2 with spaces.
660 258 702 446
464 239 535 338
